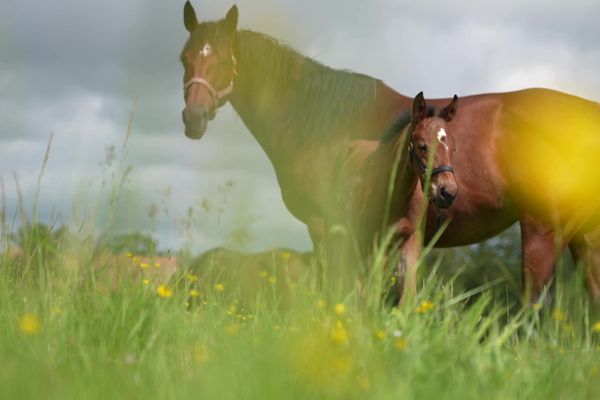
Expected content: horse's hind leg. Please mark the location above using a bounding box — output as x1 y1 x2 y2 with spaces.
575 231 600 304
520 214 565 305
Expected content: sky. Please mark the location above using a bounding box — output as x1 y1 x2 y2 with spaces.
1 0 599 254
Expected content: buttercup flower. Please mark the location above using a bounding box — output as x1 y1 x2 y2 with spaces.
157 284 173 298
19 314 41 335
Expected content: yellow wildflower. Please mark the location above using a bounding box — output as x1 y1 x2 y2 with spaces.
132 256 140 264
592 321 600 333
259 270 268 278
227 304 237 315
532 303 542 311
374 329 386 341
186 273 199 283
330 320 349 345
140 262 149 269
154 262 161 268
281 251 292 262
190 289 200 298
214 283 225 292
225 323 241 336
157 284 173 298
552 309 566 322
268 276 277 285
192 344 210 364
416 300 435 314
394 337 407 350
126 252 132 258
334 303 346 316
19 314 41 335
142 278 150 286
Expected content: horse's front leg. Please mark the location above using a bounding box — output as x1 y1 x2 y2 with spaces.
396 188 426 304
519 213 566 305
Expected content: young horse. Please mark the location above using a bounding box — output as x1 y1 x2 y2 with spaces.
180 2 600 304
329 92 458 297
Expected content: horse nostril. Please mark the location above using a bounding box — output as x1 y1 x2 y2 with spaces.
440 187 456 201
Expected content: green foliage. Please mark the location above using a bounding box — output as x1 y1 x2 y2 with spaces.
105 232 158 255
1 227 600 400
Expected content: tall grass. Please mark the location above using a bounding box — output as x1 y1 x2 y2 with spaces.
1 125 599 400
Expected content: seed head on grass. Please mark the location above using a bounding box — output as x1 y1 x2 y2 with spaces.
19 314 41 335
157 284 173 298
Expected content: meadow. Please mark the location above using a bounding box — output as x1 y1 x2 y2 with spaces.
1 131 600 400
2 217 600 400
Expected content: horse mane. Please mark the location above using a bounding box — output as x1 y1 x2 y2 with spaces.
380 111 411 144
379 106 437 144
237 30 380 137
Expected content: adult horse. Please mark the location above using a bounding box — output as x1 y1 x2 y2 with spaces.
180 2 600 302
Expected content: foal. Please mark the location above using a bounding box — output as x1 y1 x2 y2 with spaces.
329 92 459 298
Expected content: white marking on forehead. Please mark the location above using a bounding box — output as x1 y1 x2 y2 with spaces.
199 43 212 57
437 128 449 149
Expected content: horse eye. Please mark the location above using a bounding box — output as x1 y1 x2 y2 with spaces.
418 144 428 152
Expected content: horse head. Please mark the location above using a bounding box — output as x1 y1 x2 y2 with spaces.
181 2 238 139
410 92 459 209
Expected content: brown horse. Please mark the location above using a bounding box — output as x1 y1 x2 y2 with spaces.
180 2 600 303
329 92 459 298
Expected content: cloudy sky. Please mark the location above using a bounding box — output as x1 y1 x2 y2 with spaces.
1 0 599 253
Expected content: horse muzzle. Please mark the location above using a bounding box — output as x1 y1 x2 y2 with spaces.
182 104 211 139
433 185 457 209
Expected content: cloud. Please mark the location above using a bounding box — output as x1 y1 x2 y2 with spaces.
1 0 598 254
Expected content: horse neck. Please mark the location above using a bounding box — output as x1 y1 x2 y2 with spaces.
228 30 381 163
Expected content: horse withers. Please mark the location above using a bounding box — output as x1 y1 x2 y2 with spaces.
328 92 459 298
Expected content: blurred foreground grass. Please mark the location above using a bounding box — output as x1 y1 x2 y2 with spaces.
1 223 600 400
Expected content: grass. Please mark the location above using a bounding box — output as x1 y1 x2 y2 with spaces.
1 229 600 400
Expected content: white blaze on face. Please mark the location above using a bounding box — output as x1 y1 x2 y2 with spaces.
437 128 448 149
199 43 212 57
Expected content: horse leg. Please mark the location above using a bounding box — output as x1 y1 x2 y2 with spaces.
519 214 565 305
579 231 600 304
306 216 326 287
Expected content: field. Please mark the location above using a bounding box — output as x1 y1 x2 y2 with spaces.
2 220 600 400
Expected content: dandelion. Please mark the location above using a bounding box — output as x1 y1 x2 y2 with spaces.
132 256 140 264
157 284 173 298
259 270 268 278
142 278 151 286
334 303 346 316
126 252 133 258
190 289 200 298
140 262 149 269
19 314 41 335
330 320 349 345
416 300 435 314
214 283 225 292
552 309 566 322
268 276 277 285
394 337 407 350
374 329 386 341
154 263 161 268
592 321 600 333
186 273 199 283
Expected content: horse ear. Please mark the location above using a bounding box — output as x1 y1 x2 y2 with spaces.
412 91 427 123
223 5 239 35
184 1 198 33
439 95 459 122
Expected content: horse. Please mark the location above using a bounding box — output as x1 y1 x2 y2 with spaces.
327 92 459 299
179 2 600 304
